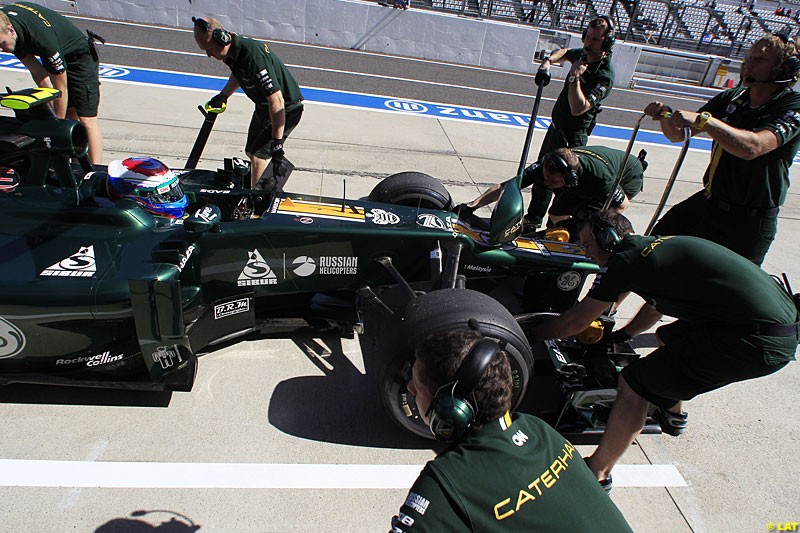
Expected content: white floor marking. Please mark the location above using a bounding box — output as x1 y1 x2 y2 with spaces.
0 460 685 489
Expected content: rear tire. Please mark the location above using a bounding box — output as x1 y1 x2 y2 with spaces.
377 288 533 439
368 171 453 210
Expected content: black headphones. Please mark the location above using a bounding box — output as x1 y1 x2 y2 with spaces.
582 15 616 53
192 16 232 46
542 151 579 188
426 336 503 443
774 33 800 84
589 212 622 252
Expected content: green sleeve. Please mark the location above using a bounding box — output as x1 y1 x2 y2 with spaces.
392 467 470 532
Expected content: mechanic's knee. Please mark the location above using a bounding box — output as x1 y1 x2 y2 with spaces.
616 374 644 402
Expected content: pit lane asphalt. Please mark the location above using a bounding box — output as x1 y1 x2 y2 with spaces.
0 17 798 532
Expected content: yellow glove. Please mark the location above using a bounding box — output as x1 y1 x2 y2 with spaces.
575 319 604 344
544 227 570 242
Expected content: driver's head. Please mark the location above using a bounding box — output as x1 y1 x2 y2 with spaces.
409 329 513 432
107 157 188 218
192 16 229 60
0 12 18 53
542 148 579 189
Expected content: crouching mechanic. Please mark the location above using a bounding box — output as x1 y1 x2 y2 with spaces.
529 211 798 493
192 16 303 190
460 146 644 231
391 329 632 532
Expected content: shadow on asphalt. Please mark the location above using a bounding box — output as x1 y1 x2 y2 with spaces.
0 383 172 407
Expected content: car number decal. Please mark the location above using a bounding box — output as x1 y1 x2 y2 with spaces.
274 197 366 222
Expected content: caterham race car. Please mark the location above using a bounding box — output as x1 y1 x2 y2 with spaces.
0 88 652 441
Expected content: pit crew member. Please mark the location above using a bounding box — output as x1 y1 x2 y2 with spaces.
391 329 632 531
530 211 798 493
192 16 303 190
644 33 800 265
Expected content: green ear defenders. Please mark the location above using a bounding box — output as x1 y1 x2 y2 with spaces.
582 15 616 53
426 337 503 442
589 212 622 252
542 151 579 188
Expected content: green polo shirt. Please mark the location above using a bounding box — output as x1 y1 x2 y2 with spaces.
2 2 88 74
589 235 797 331
521 146 643 221
223 34 303 112
699 86 800 208
392 413 631 532
550 48 614 133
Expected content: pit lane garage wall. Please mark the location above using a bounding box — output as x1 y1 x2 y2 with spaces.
38 0 641 84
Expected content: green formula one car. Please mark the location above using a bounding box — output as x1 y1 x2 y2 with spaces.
0 88 650 440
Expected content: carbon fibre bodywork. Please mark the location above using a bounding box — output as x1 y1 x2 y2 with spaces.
0 90 599 392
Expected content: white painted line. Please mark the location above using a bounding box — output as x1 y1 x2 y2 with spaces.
0 460 685 489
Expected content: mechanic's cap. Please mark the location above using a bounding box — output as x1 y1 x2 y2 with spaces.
107 157 188 219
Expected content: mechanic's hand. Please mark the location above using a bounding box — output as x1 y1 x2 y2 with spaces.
535 68 551 87
206 92 228 113
575 319 604 345
270 138 285 161
604 328 633 345
644 101 672 120
667 109 699 129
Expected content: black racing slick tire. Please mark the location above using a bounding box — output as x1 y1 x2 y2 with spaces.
368 171 454 210
378 288 533 439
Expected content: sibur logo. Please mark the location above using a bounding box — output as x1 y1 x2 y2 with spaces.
238 249 277 286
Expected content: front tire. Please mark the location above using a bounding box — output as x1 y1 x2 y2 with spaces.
368 171 453 210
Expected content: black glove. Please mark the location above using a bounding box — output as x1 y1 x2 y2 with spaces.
269 138 285 161
454 203 476 215
208 92 228 111
535 68 551 87
604 329 633 344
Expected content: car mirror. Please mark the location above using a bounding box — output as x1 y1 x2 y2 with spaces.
185 204 222 233
488 179 524 246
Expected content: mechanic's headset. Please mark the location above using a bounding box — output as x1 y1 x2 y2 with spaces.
589 212 622 253
582 15 616 53
426 335 504 443
192 17 232 46
773 33 800 84
543 151 579 188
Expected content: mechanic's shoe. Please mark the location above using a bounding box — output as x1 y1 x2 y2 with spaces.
522 214 540 233
584 458 612 495
654 407 688 436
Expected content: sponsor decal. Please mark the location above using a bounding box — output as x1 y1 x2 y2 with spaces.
404 492 430 515
257 68 274 90
40 245 96 277
0 317 26 359
416 213 451 230
385 99 429 113
504 219 523 238
464 264 492 274
238 249 277 286
214 298 250 320
195 206 219 223
726 103 737 114
297 217 313 224
512 430 529 447
199 188 231 194
177 243 196 271
56 351 124 367
396 513 414 527
292 256 317 277
556 271 582 291
368 208 400 225
152 344 183 370
318 256 358 275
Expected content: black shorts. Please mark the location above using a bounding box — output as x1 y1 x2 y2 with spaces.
65 54 100 117
621 320 792 409
246 105 304 158
650 190 778 266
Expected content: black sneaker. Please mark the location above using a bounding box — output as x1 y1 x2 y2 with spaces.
654 407 688 436
584 457 613 496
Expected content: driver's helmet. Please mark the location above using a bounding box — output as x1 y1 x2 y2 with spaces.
106 157 188 218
